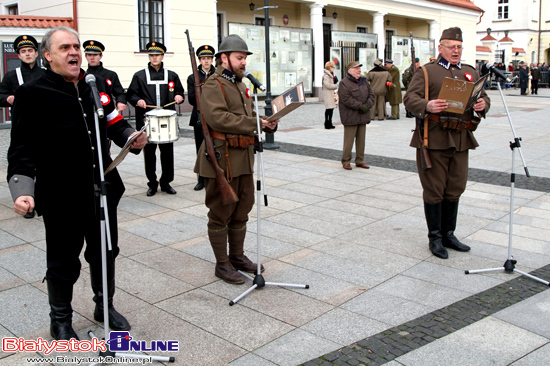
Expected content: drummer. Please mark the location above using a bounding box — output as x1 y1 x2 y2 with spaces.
126 41 185 196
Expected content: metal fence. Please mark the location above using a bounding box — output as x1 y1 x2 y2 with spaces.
489 70 549 89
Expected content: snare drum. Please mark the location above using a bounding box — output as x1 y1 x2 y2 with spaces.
145 109 179 144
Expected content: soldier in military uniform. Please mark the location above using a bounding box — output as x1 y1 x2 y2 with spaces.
127 41 184 196
402 57 420 118
384 59 402 120
403 27 490 259
194 35 278 284
0 35 45 219
187 44 216 191
83 40 127 112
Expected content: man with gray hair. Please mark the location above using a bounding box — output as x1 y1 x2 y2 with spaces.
7 26 147 340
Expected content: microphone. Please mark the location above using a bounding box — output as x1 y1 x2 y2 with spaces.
85 74 104 118
244 71 266 91
486 63 510 82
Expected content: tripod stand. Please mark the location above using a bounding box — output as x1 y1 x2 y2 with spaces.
86 92 175 364
465 80 549 287
229 87 309 306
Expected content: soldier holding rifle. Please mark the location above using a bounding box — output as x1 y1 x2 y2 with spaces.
192 34 278 284
403 27 490 259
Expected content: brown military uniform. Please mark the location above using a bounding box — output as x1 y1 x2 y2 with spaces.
403 56 490 202
385 64 403 119
194 66 275 270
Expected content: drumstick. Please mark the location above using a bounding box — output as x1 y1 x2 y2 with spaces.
163 101 177 107
146 104 163 108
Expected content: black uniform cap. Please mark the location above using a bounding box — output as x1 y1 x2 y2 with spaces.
146 41 166 55
14 35 38 52
83 40 105 54
196 45 215 58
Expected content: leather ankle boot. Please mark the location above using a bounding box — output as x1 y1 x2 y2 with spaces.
424 202 448 259
47 279 79 341
90 262 131 331
441 200 471 252
229 254 264 274
215 261 245 284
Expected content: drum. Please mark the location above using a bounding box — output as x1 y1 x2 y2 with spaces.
145 109 179 144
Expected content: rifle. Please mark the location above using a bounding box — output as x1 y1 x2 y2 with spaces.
410 32 432 170
185 30 239 205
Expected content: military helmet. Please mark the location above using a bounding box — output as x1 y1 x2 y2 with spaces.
215 34 252 57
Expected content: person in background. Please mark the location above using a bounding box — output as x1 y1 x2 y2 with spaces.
126 41 185 196
338 61 375 171
366 58 392 121
83 40 127 112
384 59 402 120
0 35 45 218
519 62 529 95
530 63 541 95
402 57 420 118
322 61 338 129
187 44 216 191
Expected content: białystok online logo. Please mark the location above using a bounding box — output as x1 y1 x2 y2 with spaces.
2 332 179 354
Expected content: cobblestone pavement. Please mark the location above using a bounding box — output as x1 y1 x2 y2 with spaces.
0 88 549 366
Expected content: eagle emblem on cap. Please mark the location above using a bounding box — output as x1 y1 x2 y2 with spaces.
152 42 156 46
90 41 94 45
23 36 27 40
205 46 209 49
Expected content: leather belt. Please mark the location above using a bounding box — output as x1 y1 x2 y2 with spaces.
428 114 479 132
210 131 256 148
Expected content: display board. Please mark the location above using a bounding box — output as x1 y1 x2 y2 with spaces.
228 23 313 95
391 36 435 87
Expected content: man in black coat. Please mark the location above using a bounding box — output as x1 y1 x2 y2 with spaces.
126 41 185 196
83 40 127 112
187 44 216 191
7 27 147 341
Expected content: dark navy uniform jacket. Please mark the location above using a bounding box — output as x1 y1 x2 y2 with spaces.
86 62 127 105
0 61 45 107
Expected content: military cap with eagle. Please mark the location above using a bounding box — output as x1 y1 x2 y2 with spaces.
14 35 38 52
83 40 105 54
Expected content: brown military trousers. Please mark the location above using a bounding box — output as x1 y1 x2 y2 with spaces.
204 175 255 230
416 148 469 203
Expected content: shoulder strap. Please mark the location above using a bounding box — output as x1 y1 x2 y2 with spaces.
215 77 226 100
421 67 429 148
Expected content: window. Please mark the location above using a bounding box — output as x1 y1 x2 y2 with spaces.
6 5 18 15
138 0 164 51
497 0 509 20
357 27 367 33
254 17 272 26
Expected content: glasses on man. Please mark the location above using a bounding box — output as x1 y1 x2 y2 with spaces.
440 44 463 51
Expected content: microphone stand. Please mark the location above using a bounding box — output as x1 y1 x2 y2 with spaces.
465 79 549 287
86 95 175 365
229 86 309 306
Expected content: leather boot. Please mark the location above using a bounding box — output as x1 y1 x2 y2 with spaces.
424 202 448 259
90 261 131 331
47 279 79 341
215 261 245 284
441 200 471 252
228 225 264 273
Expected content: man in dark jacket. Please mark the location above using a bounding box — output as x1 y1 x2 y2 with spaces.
338 61 375 170
403 27 490 259
7 27 147 340
519 62 529 95
187 45 216 191
127 41 185 196
530 63 541 95
83 40 127 112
